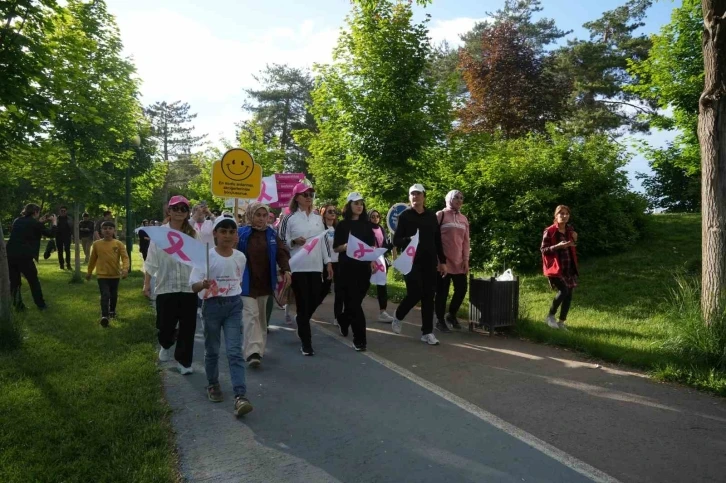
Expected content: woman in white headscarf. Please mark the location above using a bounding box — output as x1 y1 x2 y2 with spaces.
434 190 470 332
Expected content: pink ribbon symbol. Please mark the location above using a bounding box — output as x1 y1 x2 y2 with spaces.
406 246 416 258
258 180 273 202
373 261 385 273
302 238 319 254
353 243 374 259
163 231 191 261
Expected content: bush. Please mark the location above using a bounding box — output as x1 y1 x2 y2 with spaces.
422 127 649 270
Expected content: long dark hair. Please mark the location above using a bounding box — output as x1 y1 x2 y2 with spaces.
342 200 368 222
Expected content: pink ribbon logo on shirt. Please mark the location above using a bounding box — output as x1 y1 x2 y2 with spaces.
353 243 374 259
163 231 191 262
302 238 319 254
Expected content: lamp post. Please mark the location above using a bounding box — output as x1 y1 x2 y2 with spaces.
128 134 141 271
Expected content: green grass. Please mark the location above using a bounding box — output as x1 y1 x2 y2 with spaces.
377 214 726 395
0 248 178 482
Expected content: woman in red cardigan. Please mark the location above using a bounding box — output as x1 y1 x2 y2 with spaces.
540 205 579 330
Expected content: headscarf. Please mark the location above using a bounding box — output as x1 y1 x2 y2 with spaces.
445 190 463 212
246 202 269 230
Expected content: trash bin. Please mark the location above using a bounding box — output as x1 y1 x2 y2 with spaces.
468 275 519 335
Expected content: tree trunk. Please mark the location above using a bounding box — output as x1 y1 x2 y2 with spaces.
70 201 82 283
0 223 13 327
699 0 726 325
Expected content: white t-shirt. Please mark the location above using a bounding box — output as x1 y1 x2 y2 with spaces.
189 248 246 300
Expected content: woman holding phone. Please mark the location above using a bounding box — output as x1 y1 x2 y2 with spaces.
540 205 579 330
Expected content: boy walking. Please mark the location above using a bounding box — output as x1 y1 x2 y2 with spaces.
86 221 129 327
190 217 253 418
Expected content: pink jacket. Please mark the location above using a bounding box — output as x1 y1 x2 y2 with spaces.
436 208 470 274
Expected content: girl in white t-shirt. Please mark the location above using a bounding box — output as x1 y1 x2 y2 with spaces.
190 217 252 418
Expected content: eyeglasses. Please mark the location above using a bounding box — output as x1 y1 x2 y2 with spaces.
298 192 314 199
170 205 189 213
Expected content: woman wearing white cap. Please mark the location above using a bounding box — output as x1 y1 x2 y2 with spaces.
278 182 334 356
391 184 448 345
143 195 198 374
333 192 376 351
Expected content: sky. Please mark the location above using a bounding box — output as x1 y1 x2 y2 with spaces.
105 0 683 191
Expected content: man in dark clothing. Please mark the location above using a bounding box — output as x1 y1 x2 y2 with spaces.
7 204 58 310
138 219 151 261
79 212 95 263
391 184 447 345
55 206 73 269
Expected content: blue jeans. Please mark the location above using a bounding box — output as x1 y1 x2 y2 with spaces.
202 296 246 397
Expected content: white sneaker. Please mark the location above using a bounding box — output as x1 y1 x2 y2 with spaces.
391 318 402 334
333 318 340 327
557 321 569 331
178 363 193 375
546 315 559 329
421 333 440 345
158 347 173 362
378 311 394 323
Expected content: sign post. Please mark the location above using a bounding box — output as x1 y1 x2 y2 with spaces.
386 203 408 233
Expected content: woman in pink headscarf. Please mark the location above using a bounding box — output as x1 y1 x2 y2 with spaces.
434 190 470 332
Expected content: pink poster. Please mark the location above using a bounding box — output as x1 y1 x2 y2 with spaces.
272 173 306 208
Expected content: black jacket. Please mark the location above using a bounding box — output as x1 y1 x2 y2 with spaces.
79 220 95 238
56 215 73 239
7 216 57 260
392 207 446 267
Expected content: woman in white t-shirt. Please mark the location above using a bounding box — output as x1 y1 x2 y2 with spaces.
190 216 252 418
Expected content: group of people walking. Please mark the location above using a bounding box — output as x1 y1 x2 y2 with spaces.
7 182 580 420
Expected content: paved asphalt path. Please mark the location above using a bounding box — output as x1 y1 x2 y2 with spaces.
162 312 596 482
161 296 726 483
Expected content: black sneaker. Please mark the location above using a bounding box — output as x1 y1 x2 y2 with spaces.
445 313 461 329
301 345 315 356
100 317 109 328
435 320 452 333
353 342 367 352
247 353 261 368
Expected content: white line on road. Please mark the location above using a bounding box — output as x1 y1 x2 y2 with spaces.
313 320 622 483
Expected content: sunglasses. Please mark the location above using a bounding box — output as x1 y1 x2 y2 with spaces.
325 210 338 215
169 204 189 213
298 192 314 199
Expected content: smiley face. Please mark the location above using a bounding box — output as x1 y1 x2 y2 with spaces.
220 148 255 181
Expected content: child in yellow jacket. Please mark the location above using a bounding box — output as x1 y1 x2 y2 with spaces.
87 221 129 327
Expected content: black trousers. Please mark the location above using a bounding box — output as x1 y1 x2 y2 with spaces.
395 262 438 335
8 256 46 308
435 273 468 321
376 284 388 311
338 264 371 346
156 292 198 367
548 277 574 321
320 263 345 319
97 278 120 318
56 236 71 268
291 272 323 347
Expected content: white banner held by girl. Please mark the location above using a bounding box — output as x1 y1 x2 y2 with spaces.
135 226 207 271
370 255 387 285
288 231 327 272
346 233 388 262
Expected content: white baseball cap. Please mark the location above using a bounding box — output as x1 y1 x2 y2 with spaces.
346 192 364 202
409 183 426 194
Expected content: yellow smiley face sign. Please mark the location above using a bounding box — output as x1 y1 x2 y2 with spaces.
211 148 262 198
